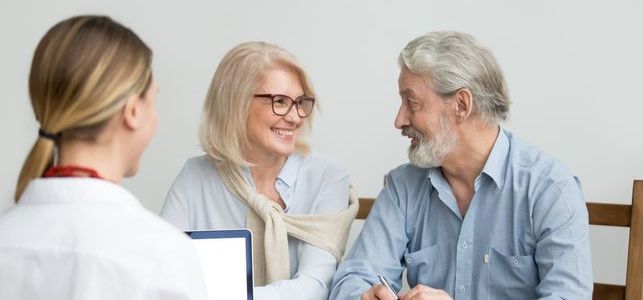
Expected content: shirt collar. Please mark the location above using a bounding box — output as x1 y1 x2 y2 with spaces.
242 153 304 211
276 153 303 188
242 154 303 188
423 128 509 219
425 127 509 190
480 127 509 189
426 167 461 219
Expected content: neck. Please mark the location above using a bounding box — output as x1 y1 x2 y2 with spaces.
245 149 288 183
244 150 288 208
250 158 287 185
441 123 500 186
58 140 125 182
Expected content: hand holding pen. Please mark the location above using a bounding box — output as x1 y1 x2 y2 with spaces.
378 274 399 299
359 274 399 300
360 275 454 300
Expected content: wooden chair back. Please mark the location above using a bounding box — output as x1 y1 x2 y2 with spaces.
589 180 643 300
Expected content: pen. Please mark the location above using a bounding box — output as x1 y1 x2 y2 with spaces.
377 274 399 300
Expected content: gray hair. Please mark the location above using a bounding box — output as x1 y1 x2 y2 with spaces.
399 31 510 124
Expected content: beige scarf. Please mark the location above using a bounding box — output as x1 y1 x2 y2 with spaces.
218 160 359 285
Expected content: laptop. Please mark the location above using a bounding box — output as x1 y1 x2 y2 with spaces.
185 229 254 300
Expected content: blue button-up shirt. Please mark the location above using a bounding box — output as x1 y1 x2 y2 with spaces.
330 129 593 300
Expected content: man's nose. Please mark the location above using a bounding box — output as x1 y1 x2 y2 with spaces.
394 104 409 130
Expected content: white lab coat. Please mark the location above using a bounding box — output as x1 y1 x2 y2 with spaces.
0 178 207 300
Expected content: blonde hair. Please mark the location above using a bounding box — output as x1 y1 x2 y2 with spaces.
199 41 318 168
15 15 153 201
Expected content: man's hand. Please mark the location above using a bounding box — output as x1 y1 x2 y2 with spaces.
398 284 453 300
360 284 398 300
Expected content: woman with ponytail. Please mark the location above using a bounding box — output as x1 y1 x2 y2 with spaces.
0 15 206 299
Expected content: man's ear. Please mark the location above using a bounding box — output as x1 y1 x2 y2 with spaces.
122 95 140 130
453 88 474 123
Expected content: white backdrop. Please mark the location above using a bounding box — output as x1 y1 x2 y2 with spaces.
1 0 642 286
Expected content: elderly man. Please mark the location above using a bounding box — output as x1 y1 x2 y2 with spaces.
330 31 593 300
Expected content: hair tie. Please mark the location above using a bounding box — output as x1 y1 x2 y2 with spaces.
38 129 61 141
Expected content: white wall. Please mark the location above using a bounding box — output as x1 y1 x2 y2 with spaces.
1 0 642 286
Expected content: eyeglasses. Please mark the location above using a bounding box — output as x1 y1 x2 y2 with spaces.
254 94 315 118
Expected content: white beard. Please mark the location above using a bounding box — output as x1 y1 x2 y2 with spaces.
406 113 458 168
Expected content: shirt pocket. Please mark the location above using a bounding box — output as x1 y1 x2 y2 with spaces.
487 247 538 299
404 244 447 288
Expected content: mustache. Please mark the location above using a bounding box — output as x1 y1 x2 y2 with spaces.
401 126 423 140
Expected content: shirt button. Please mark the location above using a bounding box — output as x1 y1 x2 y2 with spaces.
457 286 465 294
462 241 468 249
407 257 413 263
512 258 519 266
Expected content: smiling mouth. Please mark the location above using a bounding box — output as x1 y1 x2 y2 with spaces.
272 128 294 137
401 127 422 146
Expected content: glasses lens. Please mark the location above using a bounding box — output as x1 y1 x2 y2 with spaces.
272 95 292 115
297 98 315 117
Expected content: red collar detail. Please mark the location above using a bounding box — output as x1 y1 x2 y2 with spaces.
43 165 104 180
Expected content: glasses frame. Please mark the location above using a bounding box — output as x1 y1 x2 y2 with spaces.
254 93 315 118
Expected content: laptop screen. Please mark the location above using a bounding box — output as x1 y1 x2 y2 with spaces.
186 230 253 300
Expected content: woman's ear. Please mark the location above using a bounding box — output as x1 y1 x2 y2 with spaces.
122 94 141 130
453 88 474 123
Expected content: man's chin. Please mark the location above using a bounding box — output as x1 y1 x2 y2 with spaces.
409 160 436 169
408 150 438 168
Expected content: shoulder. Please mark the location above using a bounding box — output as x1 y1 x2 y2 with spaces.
165 155 239 213
505 132 584 214
386 163 430 192
294 152 352 213
173 155 222 186
506 132 576 186
112 207 197 262
370 163 431 210
182 155 218 176
141 214 195 252
91 213 200 295
101 212 201 291
0 200 196 272
299 151 350 182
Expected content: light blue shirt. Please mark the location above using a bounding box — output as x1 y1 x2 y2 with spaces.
330 129 593 300
161 152 350 300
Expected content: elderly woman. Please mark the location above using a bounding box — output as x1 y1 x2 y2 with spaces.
160 41 358 299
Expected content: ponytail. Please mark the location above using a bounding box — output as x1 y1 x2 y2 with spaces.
15 137 55 201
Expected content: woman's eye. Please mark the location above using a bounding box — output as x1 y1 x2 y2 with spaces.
274 98 289 106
